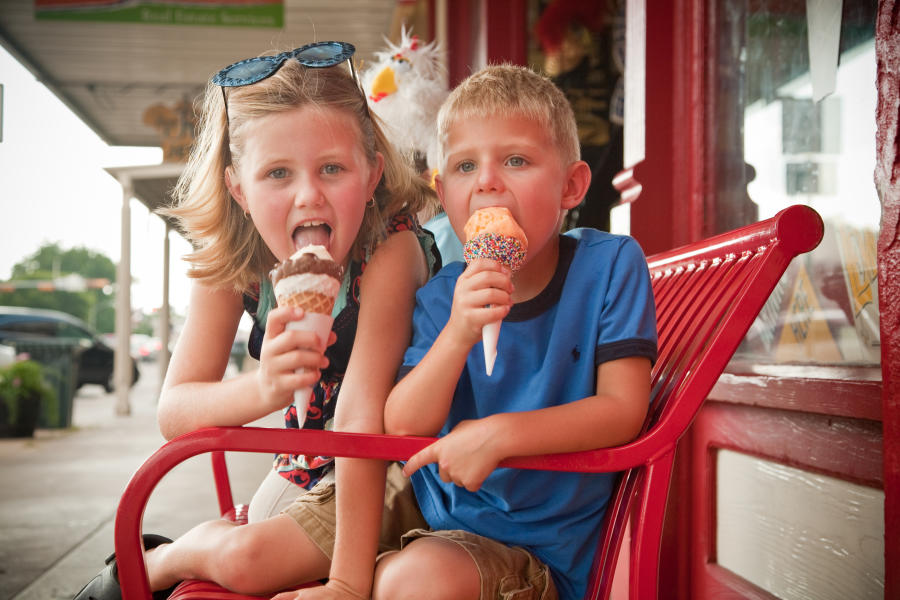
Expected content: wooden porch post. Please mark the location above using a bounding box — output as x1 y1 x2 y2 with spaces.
114 176 133 416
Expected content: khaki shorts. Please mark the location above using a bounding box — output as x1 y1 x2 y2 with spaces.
398 529 559 600
282 462 427 559
284 464 558 599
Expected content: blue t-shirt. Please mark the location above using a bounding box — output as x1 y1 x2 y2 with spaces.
400 229 657 600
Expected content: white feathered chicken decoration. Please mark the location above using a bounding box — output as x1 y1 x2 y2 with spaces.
361 27 448 175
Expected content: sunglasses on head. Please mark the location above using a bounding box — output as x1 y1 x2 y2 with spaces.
212 41 364 123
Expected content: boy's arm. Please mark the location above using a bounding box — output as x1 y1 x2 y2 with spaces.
385 258 513 436
403 355 651 491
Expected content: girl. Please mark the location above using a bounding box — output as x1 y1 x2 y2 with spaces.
74 42 438 600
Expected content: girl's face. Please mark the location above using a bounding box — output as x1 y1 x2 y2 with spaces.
226 105 383 266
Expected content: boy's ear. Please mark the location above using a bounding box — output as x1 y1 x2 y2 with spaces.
434 173 447 211
224 166 248 213
561 160 592 210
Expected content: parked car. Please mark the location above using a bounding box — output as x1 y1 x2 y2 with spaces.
130 333 163 362
0 306 139 392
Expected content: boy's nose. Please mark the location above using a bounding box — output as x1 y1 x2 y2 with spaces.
476 164 505 193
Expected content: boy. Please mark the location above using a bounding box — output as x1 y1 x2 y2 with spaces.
374 64 658 600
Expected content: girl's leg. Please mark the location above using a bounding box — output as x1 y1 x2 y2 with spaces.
145 513 330 595
372 537 481 600
248 468 306 523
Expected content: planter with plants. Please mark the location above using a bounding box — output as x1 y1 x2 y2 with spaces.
0 359 57 437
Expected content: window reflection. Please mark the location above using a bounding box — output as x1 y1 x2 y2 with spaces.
721 1 879 366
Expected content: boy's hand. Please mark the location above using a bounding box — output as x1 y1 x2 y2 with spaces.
257 306 334 413
403 417 504 492
446 258 513 347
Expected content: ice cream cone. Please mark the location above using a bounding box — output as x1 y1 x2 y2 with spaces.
285 313 334 426
271 245 343 426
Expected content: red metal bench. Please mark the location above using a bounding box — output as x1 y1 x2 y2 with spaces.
114 204 824 600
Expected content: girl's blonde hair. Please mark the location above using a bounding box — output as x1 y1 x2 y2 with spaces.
435 64 580 171
162 56 436 292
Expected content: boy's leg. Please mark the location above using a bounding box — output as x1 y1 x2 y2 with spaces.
373 530 558 600
145 513 330 594
373 537 481 600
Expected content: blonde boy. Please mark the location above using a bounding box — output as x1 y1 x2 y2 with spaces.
374 65 658 600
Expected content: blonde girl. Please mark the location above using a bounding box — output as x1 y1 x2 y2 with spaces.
74 42 438 600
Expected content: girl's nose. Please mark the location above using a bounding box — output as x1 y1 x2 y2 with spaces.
294 179 325 208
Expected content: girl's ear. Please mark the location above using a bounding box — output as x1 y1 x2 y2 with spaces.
225 166 248 213
561 160 592 210
368 152 386 199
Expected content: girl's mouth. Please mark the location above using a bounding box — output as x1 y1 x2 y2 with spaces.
292 221 332 251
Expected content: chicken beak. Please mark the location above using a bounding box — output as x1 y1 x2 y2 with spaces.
369 66 397 102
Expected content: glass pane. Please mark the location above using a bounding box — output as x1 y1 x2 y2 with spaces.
716 450 884 599
716 1 879 366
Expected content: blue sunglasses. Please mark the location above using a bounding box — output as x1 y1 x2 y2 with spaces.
212 41 364 122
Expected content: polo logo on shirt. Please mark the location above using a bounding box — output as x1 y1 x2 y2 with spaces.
572 346 581 361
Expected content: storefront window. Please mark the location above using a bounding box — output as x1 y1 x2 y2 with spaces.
716 1 879 367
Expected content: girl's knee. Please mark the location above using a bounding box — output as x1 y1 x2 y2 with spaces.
373 538 480 600
209 526 273 592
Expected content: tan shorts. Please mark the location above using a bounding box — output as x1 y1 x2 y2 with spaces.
398 529 559 600
282 462 427 560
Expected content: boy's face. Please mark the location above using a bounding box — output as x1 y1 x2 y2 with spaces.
436 113 587 267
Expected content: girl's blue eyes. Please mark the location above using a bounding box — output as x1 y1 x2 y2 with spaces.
458 161 476 173
266 164 343 178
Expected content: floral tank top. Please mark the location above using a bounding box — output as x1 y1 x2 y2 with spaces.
242 214 440 489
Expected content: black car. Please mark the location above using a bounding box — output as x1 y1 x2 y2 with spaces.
0 306 139 392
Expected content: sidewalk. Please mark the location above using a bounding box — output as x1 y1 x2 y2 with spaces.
0 361 278 600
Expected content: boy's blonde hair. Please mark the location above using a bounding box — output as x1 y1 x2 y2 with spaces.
162 56 436 293
435 64 580 171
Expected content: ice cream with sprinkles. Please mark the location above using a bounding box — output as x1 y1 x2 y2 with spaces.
463 207 529 375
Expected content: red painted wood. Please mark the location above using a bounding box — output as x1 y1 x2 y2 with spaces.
445 0 475 87
486 0 527 65
627 0 705 256
875 1 899 597
710 366 882 422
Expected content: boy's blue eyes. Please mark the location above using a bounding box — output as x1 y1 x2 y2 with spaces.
455 157 527 172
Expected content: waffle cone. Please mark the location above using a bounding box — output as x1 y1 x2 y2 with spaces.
279 290 336 315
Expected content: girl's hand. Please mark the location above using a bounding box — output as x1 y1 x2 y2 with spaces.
257 306 333 413
271 579 367 600
446 258 513 348
402 417 503 492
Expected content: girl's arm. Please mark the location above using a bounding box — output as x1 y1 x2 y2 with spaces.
403 356 652 491
324 230 431 599
158 282 330 440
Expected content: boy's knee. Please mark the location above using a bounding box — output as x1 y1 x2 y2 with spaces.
373 538 480 600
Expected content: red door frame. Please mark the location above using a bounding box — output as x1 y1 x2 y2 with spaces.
875 1 899 597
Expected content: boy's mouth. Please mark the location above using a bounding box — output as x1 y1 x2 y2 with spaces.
292 221 332 251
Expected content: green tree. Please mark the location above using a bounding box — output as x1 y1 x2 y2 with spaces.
1 243 117 332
